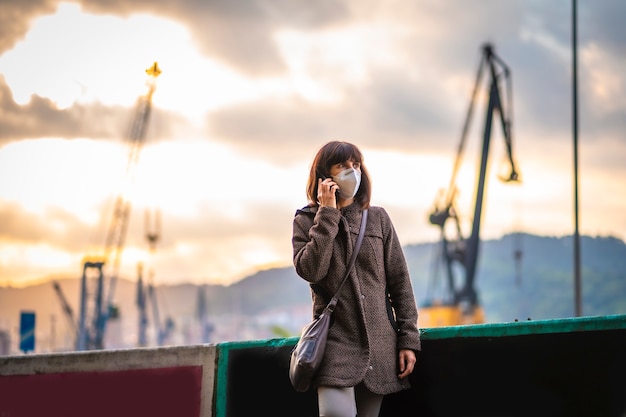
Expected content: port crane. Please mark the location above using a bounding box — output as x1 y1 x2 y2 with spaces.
137 208 174 347
420 44 520 327
137 262 172 347
76 62 161 350
52 281 77 343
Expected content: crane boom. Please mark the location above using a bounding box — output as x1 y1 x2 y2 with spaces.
463 46 518 303
52 281 77 337
77 62 161 350
104 61 161 310
421 44 519 327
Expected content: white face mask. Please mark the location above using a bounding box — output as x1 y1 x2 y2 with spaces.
333 168 361 199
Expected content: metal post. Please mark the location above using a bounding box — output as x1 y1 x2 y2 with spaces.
77 264 88 350
572 0 582 317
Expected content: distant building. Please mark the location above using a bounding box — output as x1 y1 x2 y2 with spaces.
0 330 10 355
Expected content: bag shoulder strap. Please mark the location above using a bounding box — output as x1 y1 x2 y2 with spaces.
328 209 368 308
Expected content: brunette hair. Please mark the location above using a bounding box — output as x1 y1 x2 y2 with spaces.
306 141 371 209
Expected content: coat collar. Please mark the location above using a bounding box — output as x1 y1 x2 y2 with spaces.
295 202 362 217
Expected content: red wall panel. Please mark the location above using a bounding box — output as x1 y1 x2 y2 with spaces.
0 366 203 417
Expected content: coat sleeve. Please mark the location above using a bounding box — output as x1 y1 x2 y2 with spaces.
380 208 422 352
292 206 342 283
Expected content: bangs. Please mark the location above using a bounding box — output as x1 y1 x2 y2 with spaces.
327 142 363 166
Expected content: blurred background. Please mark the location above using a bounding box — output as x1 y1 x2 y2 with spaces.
0 0 624 355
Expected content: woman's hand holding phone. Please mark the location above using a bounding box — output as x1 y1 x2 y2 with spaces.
317 177 338 208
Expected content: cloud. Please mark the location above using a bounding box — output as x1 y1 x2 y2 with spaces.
0 0 57 54
94 198 299 284
1 1 626 287
205 66 462 163
583 0 626 56
0 75 119 142
2 1 624 153
0 75 192 144
0 201 93 252
0 172 299 284
0 0 351 78
75 0 351 76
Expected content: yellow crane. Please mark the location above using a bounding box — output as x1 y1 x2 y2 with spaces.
420 44 520 328
76 62 161 350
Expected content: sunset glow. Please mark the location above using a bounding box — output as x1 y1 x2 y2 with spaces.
0 1 624 287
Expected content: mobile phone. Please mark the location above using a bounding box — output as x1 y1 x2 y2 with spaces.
317 172 338 199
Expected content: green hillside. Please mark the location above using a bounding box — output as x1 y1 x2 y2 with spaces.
403 233 626 323
1 233 624 352
212 232 626 322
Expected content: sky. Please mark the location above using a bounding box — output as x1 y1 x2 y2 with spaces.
0 0 624 288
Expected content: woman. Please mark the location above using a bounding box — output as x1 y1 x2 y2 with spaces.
292 141 422 417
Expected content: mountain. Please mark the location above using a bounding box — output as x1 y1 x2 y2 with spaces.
1 233 625 354
478 233 626 321
403 233 626 323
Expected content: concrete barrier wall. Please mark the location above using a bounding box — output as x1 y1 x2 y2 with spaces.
0 345 217 417
214 337 314 417
2 315 625 417
381 314 626 417
216 315 626 417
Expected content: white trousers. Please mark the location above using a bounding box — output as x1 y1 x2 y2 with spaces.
318 383 384 417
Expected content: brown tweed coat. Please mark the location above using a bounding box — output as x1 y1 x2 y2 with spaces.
292 202 422 395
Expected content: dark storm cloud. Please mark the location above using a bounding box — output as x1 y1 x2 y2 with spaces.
0 75 188 144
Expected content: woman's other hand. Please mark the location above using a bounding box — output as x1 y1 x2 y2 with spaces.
397 349 417 379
